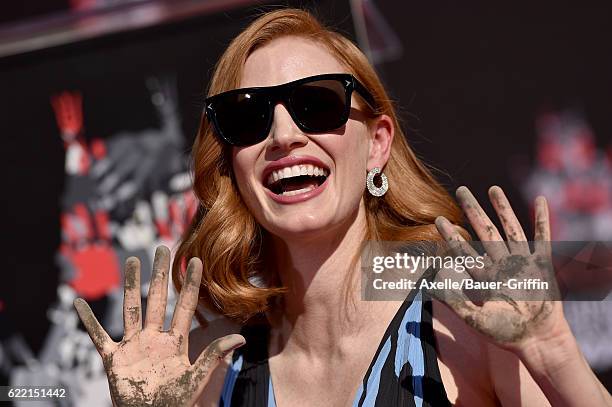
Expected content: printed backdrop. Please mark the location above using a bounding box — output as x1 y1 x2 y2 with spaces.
0 2 355 406
1 1 611 405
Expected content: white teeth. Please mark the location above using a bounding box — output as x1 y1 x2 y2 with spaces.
281 185 316 196
266 163 329 186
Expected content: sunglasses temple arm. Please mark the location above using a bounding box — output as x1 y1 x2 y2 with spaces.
353 80 378 112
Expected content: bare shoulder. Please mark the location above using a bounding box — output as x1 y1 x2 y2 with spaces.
432 299 550 406
189 314 242 407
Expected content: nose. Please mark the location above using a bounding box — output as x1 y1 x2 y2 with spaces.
267 103 308 152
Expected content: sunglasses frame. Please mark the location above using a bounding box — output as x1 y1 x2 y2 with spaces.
204 73 378 147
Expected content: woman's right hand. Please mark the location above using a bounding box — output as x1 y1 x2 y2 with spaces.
73 246 245 407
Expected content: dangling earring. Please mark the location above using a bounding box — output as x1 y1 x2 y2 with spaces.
366 167 388 197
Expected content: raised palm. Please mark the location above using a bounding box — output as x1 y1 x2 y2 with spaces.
433 186 565 351
74 246 245 406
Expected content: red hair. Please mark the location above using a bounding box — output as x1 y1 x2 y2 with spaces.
172 8 466 326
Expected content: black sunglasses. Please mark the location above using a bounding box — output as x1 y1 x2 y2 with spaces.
204 73 378 147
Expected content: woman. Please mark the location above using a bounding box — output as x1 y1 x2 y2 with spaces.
74 8 612 407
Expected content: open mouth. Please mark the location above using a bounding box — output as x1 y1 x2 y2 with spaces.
264 164 329 197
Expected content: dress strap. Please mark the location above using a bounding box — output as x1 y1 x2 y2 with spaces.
420 290 452 406
354 265 451 407
221 265 452 407
220 323 271 407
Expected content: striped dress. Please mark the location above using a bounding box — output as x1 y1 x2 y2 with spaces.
219 267 451 407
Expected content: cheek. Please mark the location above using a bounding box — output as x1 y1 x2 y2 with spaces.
330 124 370 175
321 125 370 207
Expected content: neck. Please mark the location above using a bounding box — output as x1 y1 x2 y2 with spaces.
266 201 388 357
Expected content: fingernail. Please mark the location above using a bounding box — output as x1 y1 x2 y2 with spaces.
455 186 470 198
154 245 171 262
220 334 246 354
488 185 502 196
435 216 448 228
126 256 140 266
73 298 89 314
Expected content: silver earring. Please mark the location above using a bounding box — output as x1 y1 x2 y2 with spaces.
366 167 388 196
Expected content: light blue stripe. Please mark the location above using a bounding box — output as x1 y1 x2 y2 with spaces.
268 376 277 407
394 290 423 377
220 353 243 407
352 383 364 407
352 336 392 406
234 290 427 407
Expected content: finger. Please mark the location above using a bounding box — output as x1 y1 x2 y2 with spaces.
428 271 503 336
74 298 116 355
533 196 552 259
123 257 142 339
456 186 508 261
170 258 203 337
435 216 473 249
428 268 482 316
189 334 246 385
144 245 171 331
435 216 489 282
488 186 530 256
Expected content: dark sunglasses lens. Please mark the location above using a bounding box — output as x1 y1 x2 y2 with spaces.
212 92 269 146
290 80 348 131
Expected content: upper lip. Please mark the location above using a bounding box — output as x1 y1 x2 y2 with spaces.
261 155 330 185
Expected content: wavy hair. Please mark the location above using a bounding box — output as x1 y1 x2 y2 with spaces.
172 8 467 326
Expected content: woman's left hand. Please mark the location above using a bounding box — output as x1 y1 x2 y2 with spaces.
432 185 569 354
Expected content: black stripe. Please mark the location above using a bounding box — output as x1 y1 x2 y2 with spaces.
231 324 271 407
225 266 451 406
374 326 418 407
420 291 452 407
358 266 437 406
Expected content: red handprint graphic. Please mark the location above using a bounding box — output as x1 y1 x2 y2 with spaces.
51 91 94 176
60 202 121 300
52 90 120 300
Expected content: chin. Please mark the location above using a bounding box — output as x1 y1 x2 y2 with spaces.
265 213 338 241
